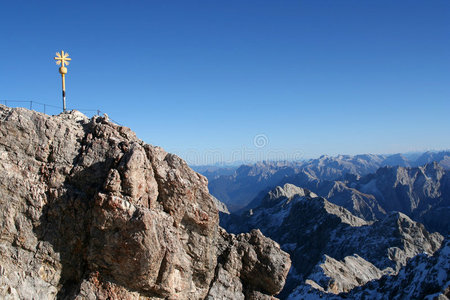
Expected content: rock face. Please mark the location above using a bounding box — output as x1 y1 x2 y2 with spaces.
221 183 445 298
207 228 290 300
0 105 290 299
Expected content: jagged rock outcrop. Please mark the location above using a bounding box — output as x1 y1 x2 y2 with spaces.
0 105 290 299
221 183 445 298
207 228 290 300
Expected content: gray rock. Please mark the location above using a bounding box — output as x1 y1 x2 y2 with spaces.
0 105 290 299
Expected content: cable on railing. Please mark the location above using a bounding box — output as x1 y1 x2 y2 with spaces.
1 99 122 126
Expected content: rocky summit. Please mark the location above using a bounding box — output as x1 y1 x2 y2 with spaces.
0 105 290 299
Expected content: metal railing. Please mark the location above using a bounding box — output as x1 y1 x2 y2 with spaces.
0 100 122 125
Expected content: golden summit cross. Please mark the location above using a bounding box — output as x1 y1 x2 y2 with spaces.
54 50 71 67
54 50 71 112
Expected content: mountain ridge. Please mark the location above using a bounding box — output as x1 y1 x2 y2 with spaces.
204 151 450 212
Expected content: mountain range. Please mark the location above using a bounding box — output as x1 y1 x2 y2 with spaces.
245 162 449 235
201 151 449 212
199 152 450 235
198 152 449 298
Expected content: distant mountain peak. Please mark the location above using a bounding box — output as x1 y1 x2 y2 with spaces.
263 183 317 205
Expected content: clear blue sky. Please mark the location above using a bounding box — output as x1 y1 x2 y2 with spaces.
1 1 449 165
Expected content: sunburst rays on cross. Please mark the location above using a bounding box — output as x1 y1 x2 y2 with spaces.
54 50 71 67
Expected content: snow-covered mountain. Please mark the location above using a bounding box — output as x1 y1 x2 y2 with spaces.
220 184 445 298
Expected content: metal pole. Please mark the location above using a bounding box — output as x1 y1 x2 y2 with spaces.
44 104 46 114
30 101 33 110
54 51 71 113
62 74 66 112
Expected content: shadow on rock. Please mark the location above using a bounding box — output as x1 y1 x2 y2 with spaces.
34 161 110 299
